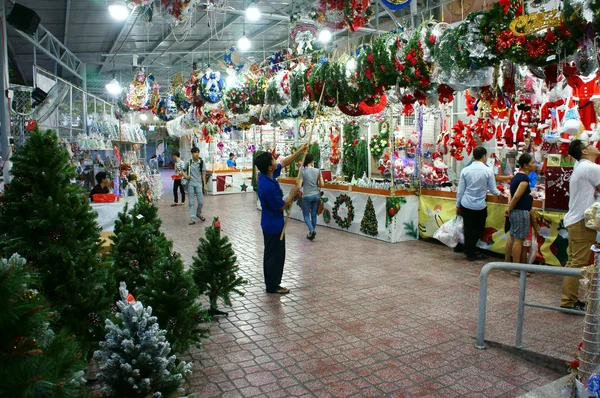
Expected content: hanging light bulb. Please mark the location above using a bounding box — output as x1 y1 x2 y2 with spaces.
245 3 261 21
105 78 122 95
318 29 332 43
237 36 251 51
108 1 130 21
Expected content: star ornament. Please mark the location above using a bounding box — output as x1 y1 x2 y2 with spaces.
240 182 248 192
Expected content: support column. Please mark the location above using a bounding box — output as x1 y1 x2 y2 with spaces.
1 3 12 184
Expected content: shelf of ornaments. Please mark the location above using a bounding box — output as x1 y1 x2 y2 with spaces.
111 140 147 145
278 177 415 197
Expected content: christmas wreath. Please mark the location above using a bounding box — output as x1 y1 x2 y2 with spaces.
223 86 249 114
396 29 435 94
307 62 339 107
316 0 345 30
372 34 401 89
265 70 291 105
154 95 179 121
247 77 266 105
370 123 389 158
332 194 354 229
200 70 225 103
289 67 307 109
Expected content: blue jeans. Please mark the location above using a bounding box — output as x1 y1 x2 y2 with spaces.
302 194 320 233
188 181 204 220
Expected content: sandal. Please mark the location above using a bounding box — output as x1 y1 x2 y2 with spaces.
170 203 178 207
199 216 206 222
188 220 196 225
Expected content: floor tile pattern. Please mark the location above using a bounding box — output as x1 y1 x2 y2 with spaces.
157 172 582 397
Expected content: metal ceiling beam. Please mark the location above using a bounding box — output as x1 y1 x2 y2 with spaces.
99 9 141 74
138 12 210 67
10 23 85 81
63 0 71 46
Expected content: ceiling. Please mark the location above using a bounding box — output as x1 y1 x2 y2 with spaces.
5 0 446 99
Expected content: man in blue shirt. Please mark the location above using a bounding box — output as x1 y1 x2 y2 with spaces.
226 152 237 168
254 143 308 294
456 147 501 261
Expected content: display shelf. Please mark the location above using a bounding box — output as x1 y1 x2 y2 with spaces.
112 140 147 145
420 189 544 209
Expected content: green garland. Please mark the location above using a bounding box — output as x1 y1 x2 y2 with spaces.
369 132 389 158
308 143 321 168
308 62 340 107
354 138 368 179
372 34 400 89
397 28 435 94
342 122 359 181
247 77 266 105
593 0 600 38
332 194 355 229
288 146 299 177
289 68 307 109
265 78 285 106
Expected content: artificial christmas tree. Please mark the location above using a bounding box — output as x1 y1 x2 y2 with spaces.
111 196 170 295
192 217 247 316
0 254 86 397
0 128 115 355
360 197 379 236
139 249 210 354
94 282 192 398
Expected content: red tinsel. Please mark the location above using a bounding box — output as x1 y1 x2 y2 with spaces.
358 93 387 115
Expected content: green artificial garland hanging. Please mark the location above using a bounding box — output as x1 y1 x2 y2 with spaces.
342 121 360 181
372 34 401 89
354 138 368 179
308 62 340 107
222 86 249 114
308 143 321 168
289 68 307 109
396 28 435 94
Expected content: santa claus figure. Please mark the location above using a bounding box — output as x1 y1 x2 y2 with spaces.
432 152 451 187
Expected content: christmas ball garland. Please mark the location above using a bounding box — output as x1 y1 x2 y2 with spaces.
332 194 354 229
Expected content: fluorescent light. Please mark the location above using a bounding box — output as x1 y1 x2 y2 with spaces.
105 78 122 95
108 3 130 21
318 29 332 43
139 114 148 121
237 36 251 51
245 3 261 21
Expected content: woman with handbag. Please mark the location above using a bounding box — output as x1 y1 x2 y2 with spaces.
170 151 186 206
298 154 324 241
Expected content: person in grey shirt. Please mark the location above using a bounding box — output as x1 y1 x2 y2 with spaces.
297 154 324 240
456 146 501 261
182 147 207 225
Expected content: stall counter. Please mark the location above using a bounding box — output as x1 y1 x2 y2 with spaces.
206 168 253 195
273 178 419 243
419 189 568 267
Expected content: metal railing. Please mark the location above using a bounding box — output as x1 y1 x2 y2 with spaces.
476 262 584 350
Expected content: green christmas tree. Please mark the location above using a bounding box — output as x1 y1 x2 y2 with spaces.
308 143 321 168
94 282 192 398
111 196 170 295
354 139 368 179
360 197 379 236
0 254 87 397
139 249 210 354
192 217 248 316
0 128 115 355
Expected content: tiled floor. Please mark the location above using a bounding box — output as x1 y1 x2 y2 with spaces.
157 172 583 397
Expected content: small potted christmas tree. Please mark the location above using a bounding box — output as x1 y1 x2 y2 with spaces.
192 217 247 317
94 282 192 398
0 254 87 397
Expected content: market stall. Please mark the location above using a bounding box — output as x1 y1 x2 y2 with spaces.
276 178 418 243
206 168 254 195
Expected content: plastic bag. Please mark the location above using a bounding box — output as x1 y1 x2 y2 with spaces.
528 234 538 264
584 201 600 231
434 216 464 248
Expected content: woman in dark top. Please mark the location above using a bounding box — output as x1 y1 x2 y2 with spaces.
90 171 110 201
504 153 536 265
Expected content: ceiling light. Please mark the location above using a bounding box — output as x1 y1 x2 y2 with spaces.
237 36 251 51
105 78 122 95
245 3 261 21
108 2 130 21
139 114 148 121
318 29 332 43
226 74 237 88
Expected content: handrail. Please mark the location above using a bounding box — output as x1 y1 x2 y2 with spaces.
476 262 584 350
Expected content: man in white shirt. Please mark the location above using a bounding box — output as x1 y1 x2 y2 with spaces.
561 140 600 311
456 147 501 261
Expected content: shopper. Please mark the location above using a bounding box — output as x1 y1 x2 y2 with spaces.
456 146 501 261
149 155 159 174
171 151 185 207
560 140 600 311
182 147 207 225
227 153 237 168
298 153 324 240
157 154 163 168
504 153 537 272
254 143 308 294
90 171 110 201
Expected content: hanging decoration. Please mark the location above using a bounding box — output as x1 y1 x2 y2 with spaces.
200 69 226 103
154 94 179 121
125 70 153 111
126 0 154 22
316 0 346 30
344 0 373 32
290 23 318 55
380 0 410 11
161 0 200 22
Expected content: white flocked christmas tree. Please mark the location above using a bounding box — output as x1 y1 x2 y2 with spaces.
93 282 192 398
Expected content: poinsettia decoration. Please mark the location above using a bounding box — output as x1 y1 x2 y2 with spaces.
344 0 373 32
